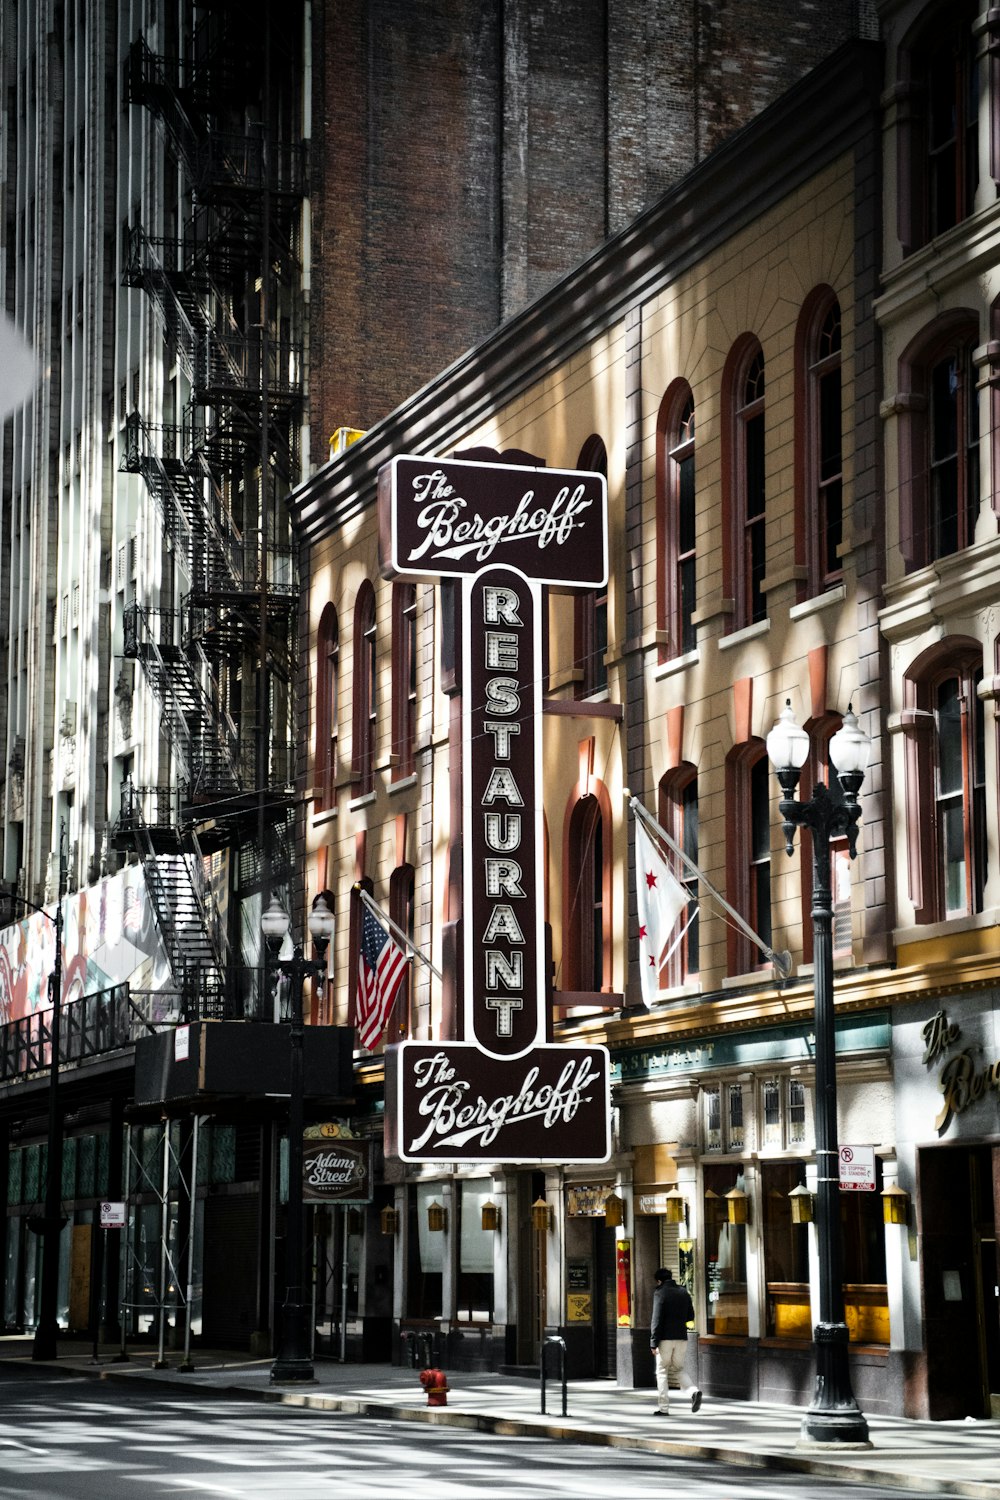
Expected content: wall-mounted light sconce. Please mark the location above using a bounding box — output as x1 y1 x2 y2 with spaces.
881 1184 910 1225
603 1192 625 1228
427 1200 447 1233
380 1205 399 1237
788 1183 814 1225
664 1187 687 1225
531 1196 551 1232
725 1187 749 1225
481 1200 500 1232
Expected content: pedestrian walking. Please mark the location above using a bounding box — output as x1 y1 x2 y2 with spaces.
649 1266 702 1415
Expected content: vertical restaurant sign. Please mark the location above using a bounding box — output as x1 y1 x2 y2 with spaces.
379 453 612 1165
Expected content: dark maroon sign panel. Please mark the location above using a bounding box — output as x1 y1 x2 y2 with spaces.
395 1041 611 1164
379 455 608 588
302 1138 373 1204
466 570 541 1056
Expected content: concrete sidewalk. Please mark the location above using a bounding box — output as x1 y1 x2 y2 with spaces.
0 1335 996 1499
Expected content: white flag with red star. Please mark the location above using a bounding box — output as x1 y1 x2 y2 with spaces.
636 818 689 1004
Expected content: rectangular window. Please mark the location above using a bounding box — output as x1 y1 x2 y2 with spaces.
457 1179 495 1324
703 1164 748 1336
704 1082 745 1153
762 1159 811 1338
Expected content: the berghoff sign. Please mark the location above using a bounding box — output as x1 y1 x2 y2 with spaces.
379 456 607 586
922 1007 1000 1135
379 451 611 1165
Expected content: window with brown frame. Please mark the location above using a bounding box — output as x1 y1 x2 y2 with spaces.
352 581 376 796
315 603 338 810
574 436 608 697
659 389 697 657
389 863 415 1038
898 319 980 571
391 582 417 780
929 343 980 559
732 345 766 630
896 3 979 255
563 792 611 993
657 767 699 986
806 298 843 594
902 644 987 923
726 745 771 975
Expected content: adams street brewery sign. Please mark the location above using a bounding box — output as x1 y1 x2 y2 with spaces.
380 453 611 1165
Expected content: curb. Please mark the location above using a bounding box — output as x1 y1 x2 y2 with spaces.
5 1358 1000 1500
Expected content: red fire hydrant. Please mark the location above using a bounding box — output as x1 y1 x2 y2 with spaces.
419 1367 449 1407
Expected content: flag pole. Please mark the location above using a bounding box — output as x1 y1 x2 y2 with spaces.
355 885 444 982
625 789 791 980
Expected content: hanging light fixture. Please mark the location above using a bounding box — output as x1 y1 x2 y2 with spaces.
531 1197 551 1232
427 1200 447 1232
481 1200 500 1232
603 1192 624 1228
881 1185 910 1225
380 1205 399 1236
788 1183 814 1225
664 1187 687 1225
725 1187 749 1225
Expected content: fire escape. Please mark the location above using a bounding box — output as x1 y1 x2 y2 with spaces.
114 8 304 1016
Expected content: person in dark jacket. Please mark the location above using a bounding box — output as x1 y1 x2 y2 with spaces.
649 1267 702 1415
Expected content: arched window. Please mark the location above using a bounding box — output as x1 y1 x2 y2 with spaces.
657 766 699 986
901 641 987 922
574 435 609 697
389 863 415 1037
897 314 980 570
391 582 417 780
726 745 771 975
352 581 376 796
896 2 980 255
796 291 842 597
656 383 697 660
315 604 338 810
563 788 612 993
724 339 766 632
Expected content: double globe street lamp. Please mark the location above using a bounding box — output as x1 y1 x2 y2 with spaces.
765 701 872 1448
261 891 335 1384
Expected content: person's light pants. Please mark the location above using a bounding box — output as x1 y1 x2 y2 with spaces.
654 1338 692 1412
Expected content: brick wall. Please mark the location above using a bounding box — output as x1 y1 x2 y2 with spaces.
309 0 869 442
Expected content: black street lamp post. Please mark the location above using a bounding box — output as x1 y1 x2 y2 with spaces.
261 893 334 1384
766 702 872 1448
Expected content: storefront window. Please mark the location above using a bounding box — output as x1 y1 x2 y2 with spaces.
406 1182 444 1319
703 1164 748 1335
762 1160 810 1338
842 1163 888 1344
458 1179 494 1323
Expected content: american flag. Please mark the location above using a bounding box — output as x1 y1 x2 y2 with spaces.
356 906 407 1050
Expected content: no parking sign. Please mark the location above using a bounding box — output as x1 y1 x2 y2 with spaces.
838 1145 876 1191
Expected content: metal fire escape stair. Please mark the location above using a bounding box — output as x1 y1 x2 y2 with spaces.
122 603 244 803
118 5 304 999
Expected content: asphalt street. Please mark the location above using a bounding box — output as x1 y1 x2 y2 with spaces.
0 1367 961 1500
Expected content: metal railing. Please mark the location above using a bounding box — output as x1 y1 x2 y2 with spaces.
0 982 162 1083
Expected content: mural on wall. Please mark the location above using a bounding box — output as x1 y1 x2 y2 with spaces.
0 866 170 1026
